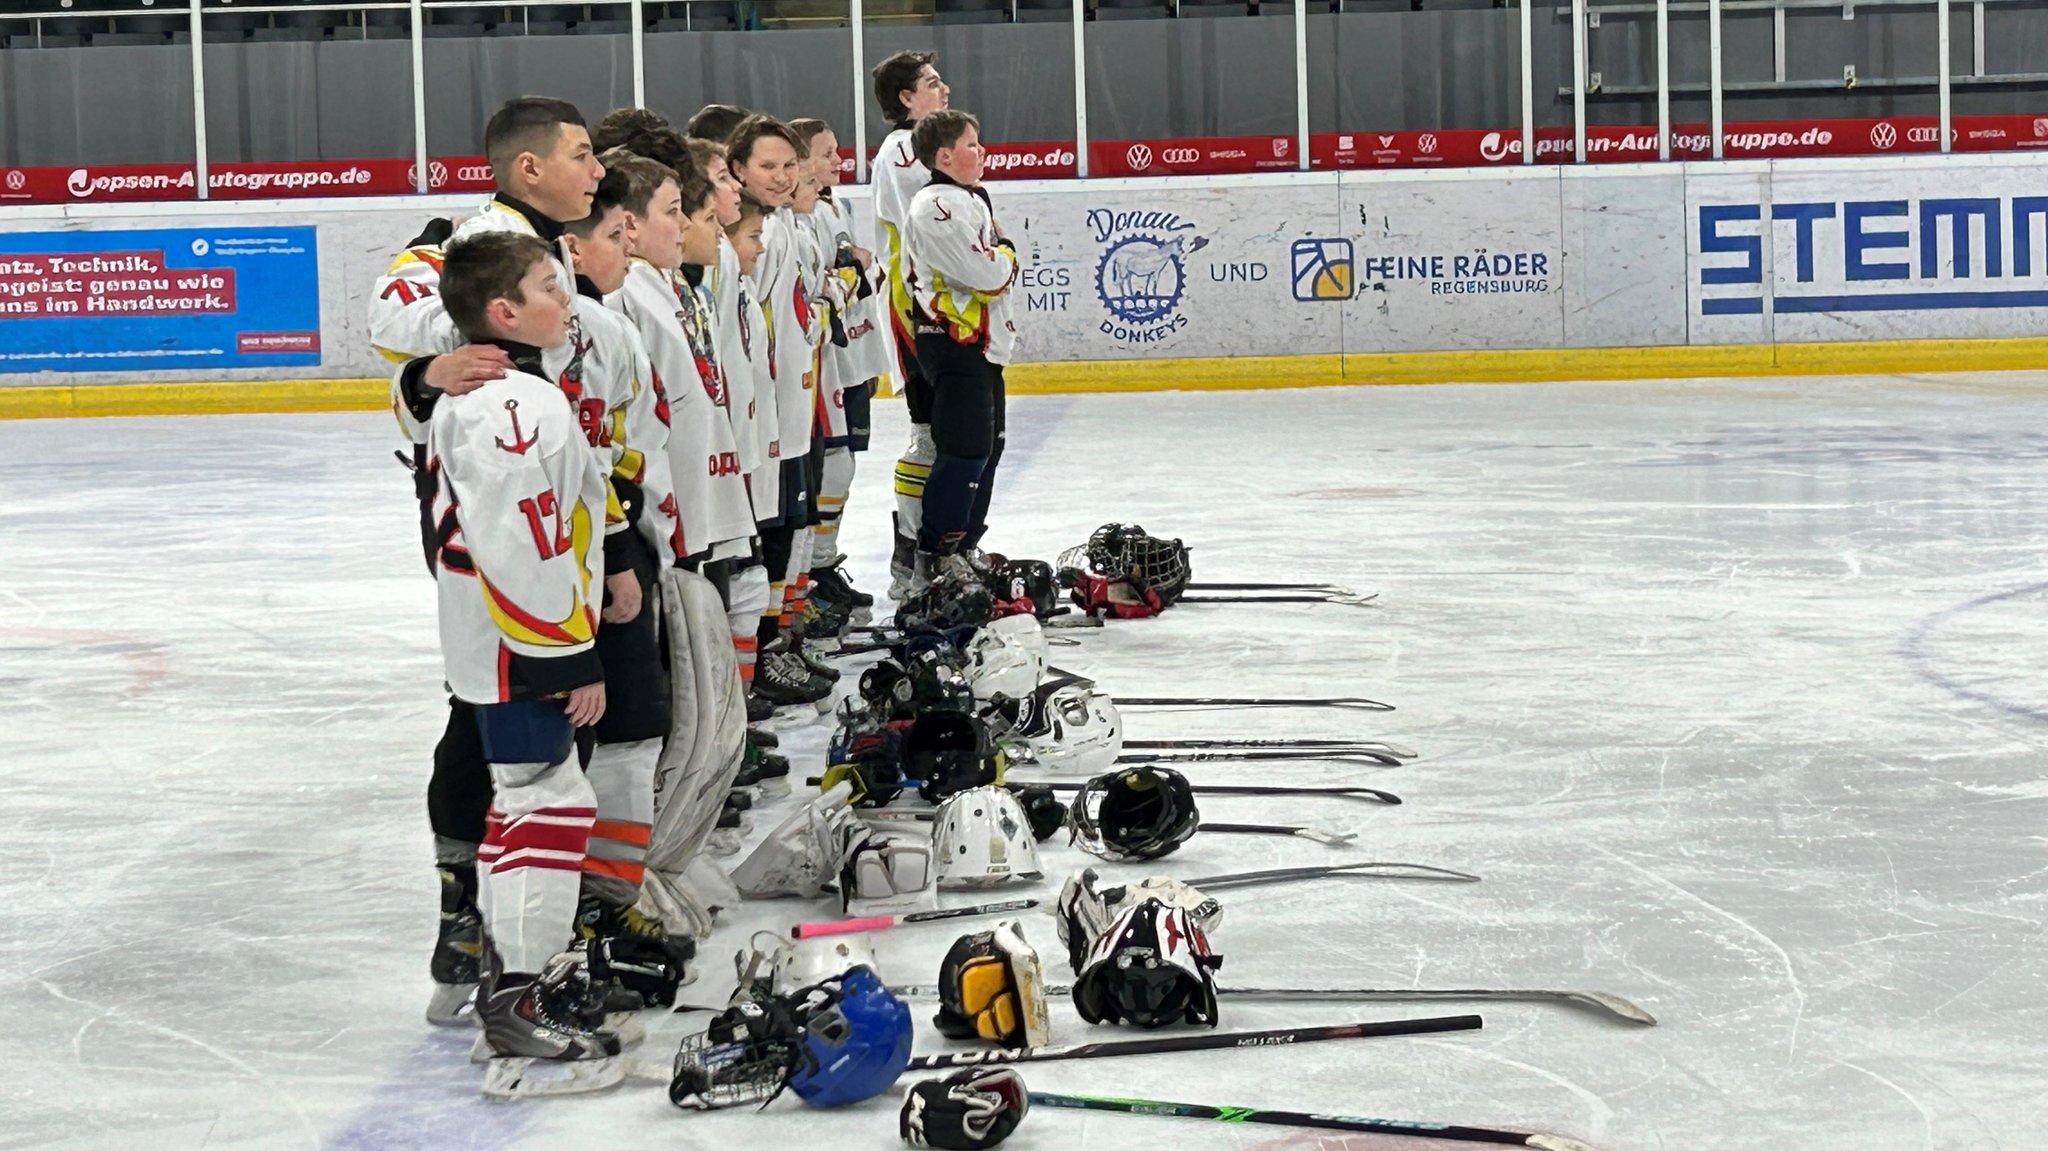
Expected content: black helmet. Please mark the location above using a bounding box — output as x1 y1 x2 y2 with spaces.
1066 765 1199 862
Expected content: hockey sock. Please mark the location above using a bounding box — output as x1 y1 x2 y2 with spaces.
476 720 595 975
965 433 1005 548
894 422 934 545
919 451 989 551
428 698 491 845
728 563 771 686
582 738 659 906
814 447 855 566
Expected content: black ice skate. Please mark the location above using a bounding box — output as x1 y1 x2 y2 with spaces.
475 952 623 1100
426 864 482 1027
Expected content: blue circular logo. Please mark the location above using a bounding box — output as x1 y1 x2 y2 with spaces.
1095 234 1187 325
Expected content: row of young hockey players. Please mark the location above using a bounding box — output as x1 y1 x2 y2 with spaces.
365 49 1021 1085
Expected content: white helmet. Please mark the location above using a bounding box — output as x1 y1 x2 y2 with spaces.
762 930 883 995
932 786 1043 889
1008 684 1123 774
965 614 1048 705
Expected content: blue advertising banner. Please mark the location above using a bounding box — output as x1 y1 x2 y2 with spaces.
0 227 319 372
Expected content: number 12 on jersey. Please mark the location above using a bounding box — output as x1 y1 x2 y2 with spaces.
518 491 574 560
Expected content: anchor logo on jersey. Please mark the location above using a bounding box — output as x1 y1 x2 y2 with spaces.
495 398 539 455
557 321 594 391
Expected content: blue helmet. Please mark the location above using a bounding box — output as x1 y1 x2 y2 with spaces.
787 965 914 1108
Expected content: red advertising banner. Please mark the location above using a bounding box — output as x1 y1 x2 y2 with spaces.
0 116 2042 207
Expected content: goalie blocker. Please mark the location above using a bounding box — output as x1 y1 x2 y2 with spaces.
934 919 1051 1048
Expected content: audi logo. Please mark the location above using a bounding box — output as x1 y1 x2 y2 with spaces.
1417 133 1439 154
1870 122 1898 149
1907 126 1942 143
4 170 22 191
1125 144 1154 169
1160 148 1201 165
457 164 491 183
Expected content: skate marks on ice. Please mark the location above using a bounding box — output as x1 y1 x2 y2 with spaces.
1896 580 2048 726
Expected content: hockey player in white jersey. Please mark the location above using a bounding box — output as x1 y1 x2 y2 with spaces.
870 50 951 598
902 111 1020 590
425 232 617 1093
791 117 885 632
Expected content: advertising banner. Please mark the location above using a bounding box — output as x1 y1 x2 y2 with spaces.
0 227 321 372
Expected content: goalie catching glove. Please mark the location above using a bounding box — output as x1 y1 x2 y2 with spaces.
901 1068 1029 1150
933 919 1051 1048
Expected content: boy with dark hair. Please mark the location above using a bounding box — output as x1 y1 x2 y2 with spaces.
428 231 619 1093
869 50 951 599
790 117 883 633
687 102 752 146
903 110 1018 590
729 116 837 710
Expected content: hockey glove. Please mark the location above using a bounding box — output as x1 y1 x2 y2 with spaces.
900 1068 1030 1150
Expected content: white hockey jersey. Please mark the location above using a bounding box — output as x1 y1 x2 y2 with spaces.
608 260 755 561
871 128 927 342
808 196 892 437
759 208 818 465
904 178 1021 365
428 367 608 705
706 236 762 478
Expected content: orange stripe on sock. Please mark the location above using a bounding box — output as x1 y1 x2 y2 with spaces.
591 819 652 847
581 856 646 885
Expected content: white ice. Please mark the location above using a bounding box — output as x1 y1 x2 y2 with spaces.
4 373 2046 1151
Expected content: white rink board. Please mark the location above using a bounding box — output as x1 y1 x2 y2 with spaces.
3 153 2047 387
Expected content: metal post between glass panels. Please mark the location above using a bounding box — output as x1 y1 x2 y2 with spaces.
1293 0 1309 171
631 0 646 109
412 0 429 192
1571 0 1587 163
1519 0 1534 164
852 0 868 182
1071 0 1088 178
1937 0 1952 152
1656 0 1670 159
189 0 209 199
1709 0 1723 159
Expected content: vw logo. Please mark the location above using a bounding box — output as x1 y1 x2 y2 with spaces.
1125 144 1154 169
1870 122 1898 149
1418 133 1439 154
429 161 450 188
4 170 22 191
1160 148 1200 165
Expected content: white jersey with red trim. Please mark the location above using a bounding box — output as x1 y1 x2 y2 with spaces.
608 261 754 559
706 236 763 478
565 296 682 568
803 197 889 440
905 180 1021 365
428 371 608 705
760 208 817 464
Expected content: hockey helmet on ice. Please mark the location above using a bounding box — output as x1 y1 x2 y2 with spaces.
786 966 914 1108
932 786 1043 889
1067 765 1199 862
1071 898 1221 1029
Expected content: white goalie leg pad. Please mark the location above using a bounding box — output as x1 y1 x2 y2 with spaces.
644 568 748 939
991 919 1053 1048
729 780 860 898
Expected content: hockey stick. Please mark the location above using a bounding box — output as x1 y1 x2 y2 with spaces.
889 984 1652 1027
1123 737 1409 752
1027 1092 1592 1151
790 897 1043 939
1028 780 1403 806
1187 581 1364 593
853 807 1355 846
1200 821 1356 846
902 1015 1481 1072
1118 747 1410 767
1177 592 1379 608
815 774 1409 802
1115 695 1396 712
786 859 1476 940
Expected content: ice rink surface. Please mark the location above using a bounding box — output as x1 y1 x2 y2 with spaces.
4 372 2047 1151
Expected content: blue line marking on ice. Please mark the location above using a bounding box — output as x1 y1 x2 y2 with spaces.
324 1032 528 1150
1897 580 2048 724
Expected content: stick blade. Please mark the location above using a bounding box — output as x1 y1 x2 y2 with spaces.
1568 991 1658 1025
1527 1136 1598 1151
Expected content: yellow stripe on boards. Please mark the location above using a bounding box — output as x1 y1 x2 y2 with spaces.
5 335 2045 420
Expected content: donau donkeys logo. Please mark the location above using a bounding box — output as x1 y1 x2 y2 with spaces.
1090 207 1208 344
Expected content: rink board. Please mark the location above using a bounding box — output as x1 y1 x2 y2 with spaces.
2 153 2045 413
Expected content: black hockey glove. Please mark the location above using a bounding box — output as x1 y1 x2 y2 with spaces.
587 932 691 1008
900 1068 1029 1150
